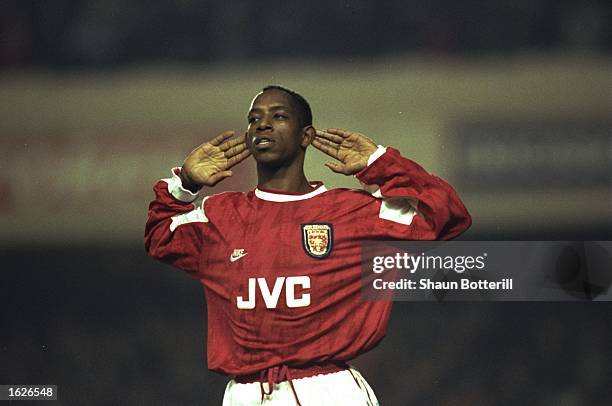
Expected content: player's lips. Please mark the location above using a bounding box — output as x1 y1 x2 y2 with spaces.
252 136 275 150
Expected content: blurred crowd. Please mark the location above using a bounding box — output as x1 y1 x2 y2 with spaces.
2 0 610 68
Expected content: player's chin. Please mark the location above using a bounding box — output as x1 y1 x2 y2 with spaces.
252 150 282 165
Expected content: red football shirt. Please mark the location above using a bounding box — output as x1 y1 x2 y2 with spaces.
145 147 471 375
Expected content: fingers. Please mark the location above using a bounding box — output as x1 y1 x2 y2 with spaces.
325 127 377 150
325 161 363 176
325 161 347 174
224 141 249 158
226 149 251 168
325 128 351 138
219 132 250 161
207 170 233 186
312 138 339 159
210 130 235 146
219 135 246 152
315 129 344 144
313 135 339 150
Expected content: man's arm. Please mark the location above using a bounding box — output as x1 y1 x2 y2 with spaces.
144 131 251 273
313 128 471 240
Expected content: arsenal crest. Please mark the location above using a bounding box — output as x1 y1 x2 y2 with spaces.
301 223 333 259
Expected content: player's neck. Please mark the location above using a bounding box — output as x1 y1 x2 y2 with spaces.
256 162 313 194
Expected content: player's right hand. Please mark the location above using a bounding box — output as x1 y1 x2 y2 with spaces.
180 130 251 190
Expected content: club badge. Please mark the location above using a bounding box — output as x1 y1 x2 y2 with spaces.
301 223 333 259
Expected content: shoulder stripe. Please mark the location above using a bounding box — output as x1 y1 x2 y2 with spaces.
360 181 419 225
379 197 418 225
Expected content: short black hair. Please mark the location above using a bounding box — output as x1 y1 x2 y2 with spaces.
262 85 312 128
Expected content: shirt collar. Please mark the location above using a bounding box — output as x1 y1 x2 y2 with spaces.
254 182 327 202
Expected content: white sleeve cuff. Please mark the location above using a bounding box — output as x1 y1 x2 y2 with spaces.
165 167 199 203
367 145 387 166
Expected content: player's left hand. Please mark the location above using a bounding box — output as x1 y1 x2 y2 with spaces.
313 128 378 175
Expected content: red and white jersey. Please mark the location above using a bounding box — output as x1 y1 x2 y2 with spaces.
145 147 471 376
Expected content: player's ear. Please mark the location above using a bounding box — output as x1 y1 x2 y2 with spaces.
301 126 315 148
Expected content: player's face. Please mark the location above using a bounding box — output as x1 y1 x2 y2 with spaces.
246 90 308 166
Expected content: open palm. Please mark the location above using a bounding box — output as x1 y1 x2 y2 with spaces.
312 128 378 175
182 130 250 188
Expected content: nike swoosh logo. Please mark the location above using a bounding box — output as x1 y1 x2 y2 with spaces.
230 253 248 262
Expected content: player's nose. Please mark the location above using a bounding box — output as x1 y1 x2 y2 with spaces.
256 119 272 132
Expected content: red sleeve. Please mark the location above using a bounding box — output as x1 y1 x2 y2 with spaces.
356 147 472 240
144 167 209 275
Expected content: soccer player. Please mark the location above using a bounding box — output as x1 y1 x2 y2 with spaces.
145 85 471 405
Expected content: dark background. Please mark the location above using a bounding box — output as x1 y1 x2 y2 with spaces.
2 1 612 405
2 0 611 67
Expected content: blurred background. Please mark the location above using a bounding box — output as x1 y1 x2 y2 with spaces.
1 0 611 404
